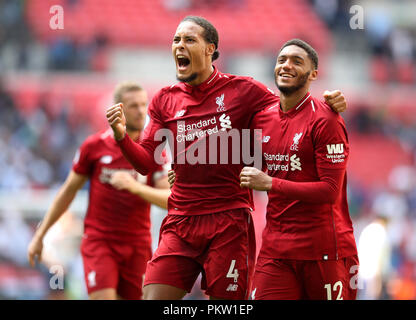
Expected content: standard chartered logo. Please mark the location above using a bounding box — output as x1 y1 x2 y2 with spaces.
290 154 301 171
219 113 232 131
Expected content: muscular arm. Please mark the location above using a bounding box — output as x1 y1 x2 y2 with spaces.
27 171 88 267
110 172 171 209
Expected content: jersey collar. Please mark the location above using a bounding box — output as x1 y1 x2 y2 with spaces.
279 92 312 118
182 65 219 93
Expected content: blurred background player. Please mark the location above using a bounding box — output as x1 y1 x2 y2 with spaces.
27 82 170 300
240 39 358 300
107 16 346 300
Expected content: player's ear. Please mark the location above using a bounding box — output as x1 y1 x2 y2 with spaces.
309 69 318 82
206 43 215 57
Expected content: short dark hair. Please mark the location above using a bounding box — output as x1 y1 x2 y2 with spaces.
279 39 318 70
181 15 220 62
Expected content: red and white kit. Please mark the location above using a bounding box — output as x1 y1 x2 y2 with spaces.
251 93 358 300
117 66 279 299
73 129 167 299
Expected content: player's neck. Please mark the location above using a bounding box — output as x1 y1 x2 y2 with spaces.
188 65 214 86
280 87 310 113
127 129 141 141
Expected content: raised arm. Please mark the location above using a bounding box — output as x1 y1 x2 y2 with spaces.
106 103 164 175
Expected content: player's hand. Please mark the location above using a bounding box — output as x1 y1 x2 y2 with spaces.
27 235 43 268
240 167 272 191
168 170 176 189
323 90 347 113
110 171 138 193
106 103 126 141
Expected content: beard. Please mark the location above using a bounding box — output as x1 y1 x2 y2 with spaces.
126 121 143 133
276 71 310 95
176 72 198 83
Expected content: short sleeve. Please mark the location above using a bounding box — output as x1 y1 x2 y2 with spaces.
72 139 94 176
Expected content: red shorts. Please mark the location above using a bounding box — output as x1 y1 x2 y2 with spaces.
143 208 256 299
80 236 152 299
252 255 359 300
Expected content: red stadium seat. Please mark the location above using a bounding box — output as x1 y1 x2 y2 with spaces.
370 56 390 84
396 60 415 84
25 0 332 53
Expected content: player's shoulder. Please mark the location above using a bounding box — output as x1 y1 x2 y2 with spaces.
151 86 174 100
230 74 268 89
310 97 343 121
309 97 346 131
230 75 279 102
81 129 112 148
256 102 279 118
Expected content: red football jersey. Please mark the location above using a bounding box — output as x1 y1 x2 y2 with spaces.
72 129 167 245
119 66 279 215
251 93 357 260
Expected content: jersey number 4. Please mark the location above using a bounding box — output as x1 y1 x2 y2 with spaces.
226 259 239 283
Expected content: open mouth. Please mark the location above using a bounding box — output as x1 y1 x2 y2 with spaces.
177 55 190 71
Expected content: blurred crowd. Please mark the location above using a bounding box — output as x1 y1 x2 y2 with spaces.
365 6 415 84
0 0 415 300
309 0 416 84
0 0 108 72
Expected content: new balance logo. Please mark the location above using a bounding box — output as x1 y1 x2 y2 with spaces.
174 110 186 118
290 154 301 171
226 284 238 292
216 93 226 112
219 113 232 131
262 136 270 143
326 144 344 154
100 155 112 164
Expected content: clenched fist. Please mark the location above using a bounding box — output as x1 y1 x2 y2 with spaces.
323 90 347 113
240 167 272 191
106 103 127 141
